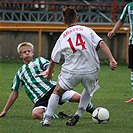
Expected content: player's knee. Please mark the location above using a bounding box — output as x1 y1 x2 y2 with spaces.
54 87 65 96
32 111 42 119
69 93 80 102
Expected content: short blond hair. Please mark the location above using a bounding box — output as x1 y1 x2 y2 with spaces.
17 42 34 54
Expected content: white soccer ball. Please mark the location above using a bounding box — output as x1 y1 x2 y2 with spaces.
92 107 110 124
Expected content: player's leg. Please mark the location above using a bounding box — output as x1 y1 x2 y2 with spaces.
32 106 45 119
125 45 133 103
32 86 64 120
77 71 99 116
66 89 91 126
131 69 133 92
69 91 92 110
32 91 65 120
42 71 78 126
69 91 96 113
32 88 54 120
32 106 65 120
129 45 133 94
60 90 96 114
130 68 133 101
42 82 66 126
86 102 96 113
66 71 99 126
125 69 133 102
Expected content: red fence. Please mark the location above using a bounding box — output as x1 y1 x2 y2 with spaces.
0 1 127 23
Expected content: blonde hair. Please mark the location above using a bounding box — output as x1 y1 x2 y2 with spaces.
17 42 34 54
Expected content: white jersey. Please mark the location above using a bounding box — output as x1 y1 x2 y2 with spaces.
51 25 102 74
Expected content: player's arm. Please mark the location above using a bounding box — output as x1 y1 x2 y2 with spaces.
99 40 117 70
35 59 55 79
44 60 56 81
0 91 19 117
107 20 124 39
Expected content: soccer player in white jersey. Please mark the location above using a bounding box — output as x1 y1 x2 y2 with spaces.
39 7 117 126
0 42 96 120
108 2 133 103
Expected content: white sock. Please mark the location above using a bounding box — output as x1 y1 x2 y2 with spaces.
131 72 133 91
75 89 92 117
43 112 46 119
45 94 60 117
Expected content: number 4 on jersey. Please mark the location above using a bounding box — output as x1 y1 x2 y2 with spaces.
67 34 86 53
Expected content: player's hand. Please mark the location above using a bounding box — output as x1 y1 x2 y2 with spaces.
44 74 52 82
35 70 53 81
0 111 6 117
35 71 47 77
110 59 117 71
107 31 115 39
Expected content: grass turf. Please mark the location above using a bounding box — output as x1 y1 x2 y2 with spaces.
0 61 132 133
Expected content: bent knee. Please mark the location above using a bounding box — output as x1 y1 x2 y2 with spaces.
69 93 80 102
32 112 42 119
32 109 44 120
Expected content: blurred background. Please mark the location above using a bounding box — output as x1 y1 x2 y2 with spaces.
0 0 131 63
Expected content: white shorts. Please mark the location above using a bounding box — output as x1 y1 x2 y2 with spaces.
58 69 99 96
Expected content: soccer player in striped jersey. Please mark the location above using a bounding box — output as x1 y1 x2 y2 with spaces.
39 7 117 126
0 42 96 120
108 2 133 103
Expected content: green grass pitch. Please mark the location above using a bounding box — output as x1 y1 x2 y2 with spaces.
0 60 132 133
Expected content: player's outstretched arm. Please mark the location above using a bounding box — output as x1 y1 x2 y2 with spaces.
99 41 117 70
107 20 124 39
36 60 56 81
0 91 19 117
44 60 56 81
35 69 48 77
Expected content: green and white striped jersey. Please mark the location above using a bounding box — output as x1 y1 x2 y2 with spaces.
11 57 56 103
120 2 133 45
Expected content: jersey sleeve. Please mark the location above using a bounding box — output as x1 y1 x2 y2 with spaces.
90 29 102 48
120 4 129 22
39 57 50 70
51 39 61 63
11 74 23 92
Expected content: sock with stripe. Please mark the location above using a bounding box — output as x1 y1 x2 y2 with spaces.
131 71 133 92
86 102 96 114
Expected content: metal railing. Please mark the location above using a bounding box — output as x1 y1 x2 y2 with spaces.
0 1 128 24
